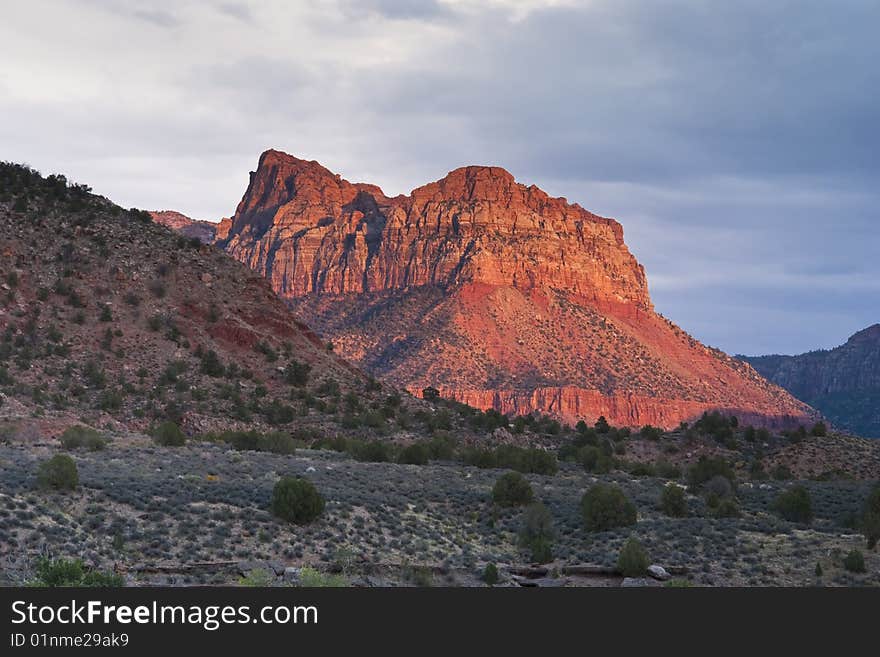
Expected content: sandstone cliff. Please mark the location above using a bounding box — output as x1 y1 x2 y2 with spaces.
150 210 220 244
220 149 816 429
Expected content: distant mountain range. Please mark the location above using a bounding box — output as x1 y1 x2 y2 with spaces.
742 324 880 438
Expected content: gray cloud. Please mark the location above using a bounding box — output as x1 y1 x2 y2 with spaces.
0 0 876 355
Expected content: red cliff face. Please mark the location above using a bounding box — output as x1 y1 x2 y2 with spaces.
149 210 220 244
221 149 816 429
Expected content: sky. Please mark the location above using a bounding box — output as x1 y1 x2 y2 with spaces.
1 0 877 356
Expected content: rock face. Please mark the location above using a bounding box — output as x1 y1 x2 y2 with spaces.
220 149 816 429
150 210 219 244
743 325 880 437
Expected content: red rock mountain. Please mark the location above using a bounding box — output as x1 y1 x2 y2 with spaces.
149 210 223 244
219 149 815 429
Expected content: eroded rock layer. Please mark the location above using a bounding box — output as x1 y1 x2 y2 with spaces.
220 149 815 428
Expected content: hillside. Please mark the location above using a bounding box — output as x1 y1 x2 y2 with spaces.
217 149 816 429
743 325 880 438
0 162 418 440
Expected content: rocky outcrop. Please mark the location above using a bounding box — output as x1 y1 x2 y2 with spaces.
149 210 220 244
743 325 880 437
220 149 816 429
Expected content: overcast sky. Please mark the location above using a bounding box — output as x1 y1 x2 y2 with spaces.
2 0 877 356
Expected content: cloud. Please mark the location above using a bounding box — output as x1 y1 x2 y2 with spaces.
0 0 876 355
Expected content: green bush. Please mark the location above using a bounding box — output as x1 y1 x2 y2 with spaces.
31 557 123 587
298 567 348 587
37 454 78 490
659 484 687 517
492 471 534 507
773 485 813 524
654 460 682 480
712 497 742 518
59 425 107 451
581 483 637 532
476 445 559 475
398 443 430 465
519 503 555 563
687 455 735 489
581 445 614 474
843 549 866 573
271 477 325 525
284 360 311 386
528 538 554 564
259 431 297 455
152 421 186 446
482 562 499 586
617 537 649 577
426 433 457 460
350 439 392 463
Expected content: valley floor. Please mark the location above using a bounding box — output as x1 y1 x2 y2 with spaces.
1 434 877 587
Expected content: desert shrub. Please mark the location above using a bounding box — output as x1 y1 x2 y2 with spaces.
712 497 742 518
482 562 499 586
581 445 614 474
37 454 78 490
32 557 83 586
687 455 735 489
495 445 558 475
426 433 457 460
238 569 274 587
492 472 534 507
771 464 793 481
639 425 664 441
152 421 186 446
862 485 880 550
298 567 348 587
59 425 107 451
262 399 295 425
398 443 430 465
29 557 120 587
271 477 325 525
617 537 649 577
581 484 637 532
284 360 311 386
627 461 656 477
659 484 687 517
654 460 682 480
810 422 828 437
460 447 497 469
200 349 225 377
259 432 297 455
843 549 866 573
704 475 735 508
350 439 392 463
421 386 440 401
528 539 553 564
519 502 555 564
773 485 813 524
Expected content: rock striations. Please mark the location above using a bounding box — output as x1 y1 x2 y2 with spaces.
218 149 815 429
